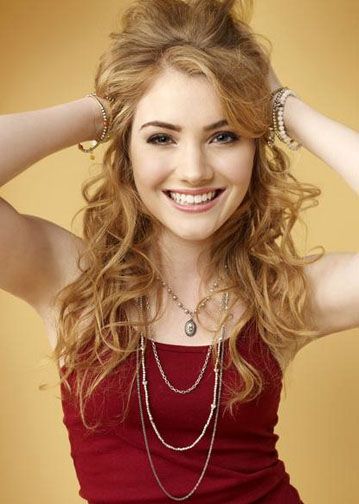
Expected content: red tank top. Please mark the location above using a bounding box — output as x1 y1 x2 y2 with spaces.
60 319 304 503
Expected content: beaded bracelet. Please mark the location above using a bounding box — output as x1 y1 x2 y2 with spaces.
78 93 115 158
267 86 302 151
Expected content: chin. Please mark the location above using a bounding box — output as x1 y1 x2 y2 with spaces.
166 225 218 243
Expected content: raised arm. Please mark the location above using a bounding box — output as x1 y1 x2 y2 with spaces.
0 96 107 314
0 97 104 185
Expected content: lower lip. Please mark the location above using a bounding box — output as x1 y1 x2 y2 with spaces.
163 191 225 213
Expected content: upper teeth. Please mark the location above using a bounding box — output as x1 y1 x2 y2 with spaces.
169 191 217 205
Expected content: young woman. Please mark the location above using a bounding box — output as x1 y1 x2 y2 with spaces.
1 0 358 502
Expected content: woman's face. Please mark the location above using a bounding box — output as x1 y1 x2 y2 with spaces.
129 67 255 244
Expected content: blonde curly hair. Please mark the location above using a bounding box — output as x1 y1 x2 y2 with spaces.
48 0 323 430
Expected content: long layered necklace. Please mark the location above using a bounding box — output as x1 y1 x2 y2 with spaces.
145 296 213 394
136 291 229 501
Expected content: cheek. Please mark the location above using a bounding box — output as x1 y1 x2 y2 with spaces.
131 139 169 186
132 161 166 194
130 141 165 191
232 151 255 186
215 143 255 185
220 160 254 187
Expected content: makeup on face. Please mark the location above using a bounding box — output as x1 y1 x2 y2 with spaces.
129 67 255 242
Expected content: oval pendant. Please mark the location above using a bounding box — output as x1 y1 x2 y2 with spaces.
184 318 197 337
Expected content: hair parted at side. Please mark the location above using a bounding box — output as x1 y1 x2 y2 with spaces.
45 0 323 430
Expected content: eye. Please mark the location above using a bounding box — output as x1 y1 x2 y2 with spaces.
146 131 240 146
147 134 172 145
212 131 239 144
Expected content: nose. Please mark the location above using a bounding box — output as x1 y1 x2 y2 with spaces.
175 143 214 185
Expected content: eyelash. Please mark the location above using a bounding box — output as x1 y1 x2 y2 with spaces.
146 131 240 145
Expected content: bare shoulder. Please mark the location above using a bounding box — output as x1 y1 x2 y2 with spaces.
303 251 359 340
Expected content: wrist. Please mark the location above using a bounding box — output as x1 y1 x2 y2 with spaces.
84 95 109 142
72 96 101 142
269 88 302 150
82 94 113 142
283 95 302 141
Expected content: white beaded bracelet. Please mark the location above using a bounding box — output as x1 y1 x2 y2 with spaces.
268 87 302 151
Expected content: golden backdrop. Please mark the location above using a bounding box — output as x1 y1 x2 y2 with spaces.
0 1 358 503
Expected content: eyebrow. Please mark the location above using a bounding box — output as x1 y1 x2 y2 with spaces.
140 119 229 132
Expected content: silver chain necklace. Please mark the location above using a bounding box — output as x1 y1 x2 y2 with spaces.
139 293 228 450
145 295 224 394
140 331 221 451
136 292 228 501
156 276 219 337
150 332 212 394
156 264 228 337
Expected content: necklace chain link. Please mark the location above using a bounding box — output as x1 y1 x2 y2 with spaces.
150 331 213 394
156 265 228 336
144 297 217 394
157 276 219 318
140 331 222 451
136 292 229 501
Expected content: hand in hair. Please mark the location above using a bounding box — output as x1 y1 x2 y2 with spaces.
266 61 283 94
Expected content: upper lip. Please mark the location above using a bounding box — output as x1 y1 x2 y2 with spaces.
163 187 225 195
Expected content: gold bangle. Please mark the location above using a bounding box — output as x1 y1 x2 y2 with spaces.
78 93 114 155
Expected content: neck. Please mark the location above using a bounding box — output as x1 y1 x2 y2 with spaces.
151 229 214 303
144 230 234 341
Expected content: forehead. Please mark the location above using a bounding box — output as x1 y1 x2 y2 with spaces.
132 67 226 129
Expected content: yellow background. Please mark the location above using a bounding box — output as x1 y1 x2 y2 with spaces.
0 1 358 502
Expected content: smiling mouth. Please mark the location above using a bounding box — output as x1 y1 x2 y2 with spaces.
163 189 225 206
